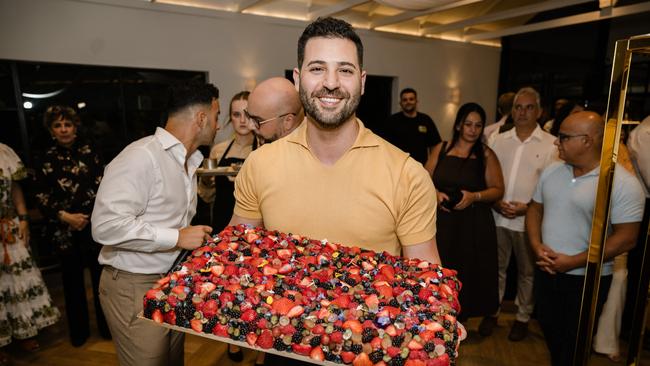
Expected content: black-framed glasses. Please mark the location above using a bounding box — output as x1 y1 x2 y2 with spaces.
244 109 295 129
558 132 588 143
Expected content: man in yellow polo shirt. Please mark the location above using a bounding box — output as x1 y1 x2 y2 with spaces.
230 17 440 263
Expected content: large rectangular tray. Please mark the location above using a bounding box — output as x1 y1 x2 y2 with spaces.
196 167 239 176
138 312 336 366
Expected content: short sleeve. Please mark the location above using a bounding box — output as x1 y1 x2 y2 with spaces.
395 158 437 246
0 143 27 181
610 169 646 224
233 152 263 220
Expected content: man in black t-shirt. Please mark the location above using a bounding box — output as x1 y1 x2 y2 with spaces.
380 88 441 164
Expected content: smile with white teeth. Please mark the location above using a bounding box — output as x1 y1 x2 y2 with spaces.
319 97 341 106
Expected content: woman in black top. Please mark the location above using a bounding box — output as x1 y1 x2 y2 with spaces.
424 102 504 323
34 105 110 346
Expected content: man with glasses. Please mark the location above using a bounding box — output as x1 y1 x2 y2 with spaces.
526 111 644 365
245 77 304 144
482 87 557 341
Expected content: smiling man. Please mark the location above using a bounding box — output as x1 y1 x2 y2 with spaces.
230 16 440 365
230 17 439 269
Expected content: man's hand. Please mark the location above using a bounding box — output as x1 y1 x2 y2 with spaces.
60 211 90 231
495 200 527 218
177 225 213 250
18 220 30 247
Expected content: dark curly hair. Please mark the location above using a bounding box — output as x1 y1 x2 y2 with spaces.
447 102 487 170
166 80 219 117
43 105 80 130
297 17 363 69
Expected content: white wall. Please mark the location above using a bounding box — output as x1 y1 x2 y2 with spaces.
0 0 501 139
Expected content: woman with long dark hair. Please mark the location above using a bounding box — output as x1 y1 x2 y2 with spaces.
424 102 504 324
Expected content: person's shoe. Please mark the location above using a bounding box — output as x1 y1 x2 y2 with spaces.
478 316 498 337
508 320 528 341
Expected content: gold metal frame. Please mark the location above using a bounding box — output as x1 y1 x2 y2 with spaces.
574 33 650 365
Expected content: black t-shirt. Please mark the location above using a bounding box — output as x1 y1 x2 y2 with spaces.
379 112 441 164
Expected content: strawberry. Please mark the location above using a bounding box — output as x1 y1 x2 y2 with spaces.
291 344 312 356
171 285 186 296
418 288 433 301
278 263 293 274
279 324 297 335
310 346 325 361
386 347 401 358
407 339 423 350
364 294 379 310
370 336 382 350
418 330 435 343
311 324 325 335
219 292 235 307
341 351 356 364
405 360 426 366
151 309 163 323
213 324 228 337
210 264 224 276
190 319 202 333
343 320 363 334
426 353 450 366
277 249 292 260
263 266 278 276
245 232 260 243
331 294 351 309
353 352 372 366
256 330 273 349
156 276 170 287
256 318 268 330
330 331 343 344
425 321 444 332
246 332 257 346
272 298 295 316
240 309 257 322
202 299 218 318
286 305 304 318
199 282 216 296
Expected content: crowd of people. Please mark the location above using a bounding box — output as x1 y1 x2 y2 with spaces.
0 15 648 366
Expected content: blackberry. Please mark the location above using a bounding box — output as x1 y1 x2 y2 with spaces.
345 277 357 286
261 249 269 258
242 248 252 256
287 294 296 301
445 340 455 349
409 325 420 335
369 350 384 363
362 328 375 343
333 325 344 332
424 342 435 352
389 298 400 308
350 343 363 355
325 352 340 362
204 317 218 333
435 331 443 338
310 336 322 347
273 337 289 351
389 356 405 366
392 335 405 347
443 319 452 329
291 332 303 344
321 281 333 290
228 252 238 262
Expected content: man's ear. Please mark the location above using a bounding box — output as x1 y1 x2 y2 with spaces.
293 68 300 92
195 107 207 128
360 70 367 96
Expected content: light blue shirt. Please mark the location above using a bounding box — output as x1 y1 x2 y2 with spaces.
532 162 645 275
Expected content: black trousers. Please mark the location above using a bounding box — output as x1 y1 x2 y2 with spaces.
58 227 110 345
535 270 611 366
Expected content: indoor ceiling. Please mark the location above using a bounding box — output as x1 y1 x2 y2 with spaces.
147 0 650 46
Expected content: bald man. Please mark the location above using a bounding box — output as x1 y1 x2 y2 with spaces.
245 77 304 143
525 111 645 366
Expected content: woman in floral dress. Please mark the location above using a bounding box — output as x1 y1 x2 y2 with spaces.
0 143 60 363
34 106 109 347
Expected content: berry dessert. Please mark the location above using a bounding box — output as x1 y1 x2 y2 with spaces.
143 225 462 366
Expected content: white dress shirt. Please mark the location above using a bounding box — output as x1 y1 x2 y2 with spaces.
489 125 557 232
628 115 650 197
92 127 203 274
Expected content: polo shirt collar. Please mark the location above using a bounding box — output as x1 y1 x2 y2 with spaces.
503 124 545 142
563 162 600 179
287 118 380 150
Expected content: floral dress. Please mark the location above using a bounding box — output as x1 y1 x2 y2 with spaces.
34 140 103 251
0 143 60 346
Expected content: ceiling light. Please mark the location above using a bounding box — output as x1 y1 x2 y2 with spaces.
23 101 33 109
78 102 87 109
22 89 64 99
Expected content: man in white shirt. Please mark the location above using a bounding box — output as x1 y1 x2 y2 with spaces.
481 87 557 341
483 91 515 143
92 81 219 366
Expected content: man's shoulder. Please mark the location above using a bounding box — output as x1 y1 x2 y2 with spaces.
540 161 566 181
416 112 434 123
614 165 645 193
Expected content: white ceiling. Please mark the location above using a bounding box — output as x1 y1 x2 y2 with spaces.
149 0 650 46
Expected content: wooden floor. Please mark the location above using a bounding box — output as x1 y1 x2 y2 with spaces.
6 270 650 366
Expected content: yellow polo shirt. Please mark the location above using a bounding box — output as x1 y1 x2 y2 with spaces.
233 119 437 256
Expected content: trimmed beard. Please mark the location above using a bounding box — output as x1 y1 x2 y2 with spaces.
300 85 360 130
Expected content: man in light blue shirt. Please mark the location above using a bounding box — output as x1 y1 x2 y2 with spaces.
526 111 645 366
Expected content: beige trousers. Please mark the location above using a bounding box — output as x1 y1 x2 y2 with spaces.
99 266 184 366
